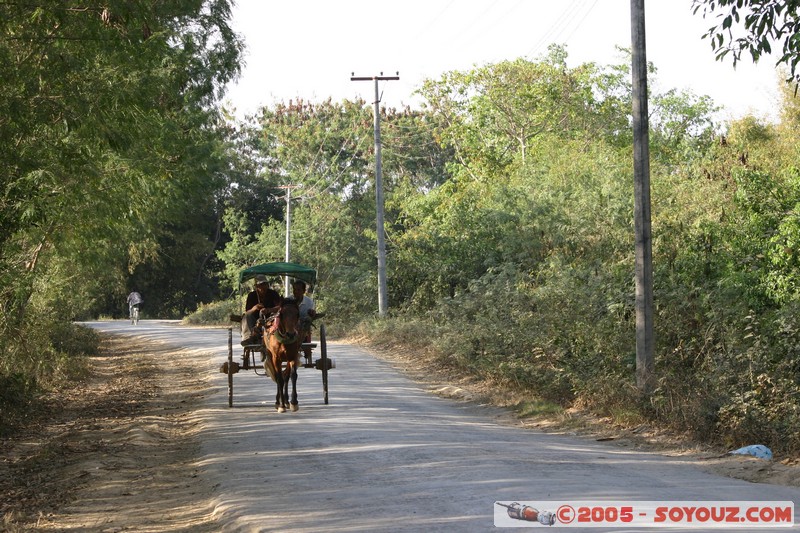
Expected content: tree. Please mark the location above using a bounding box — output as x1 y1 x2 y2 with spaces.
418 45 634 182
0 0 243 377
218 97 449 316
648 88 720 165
692 0 800 82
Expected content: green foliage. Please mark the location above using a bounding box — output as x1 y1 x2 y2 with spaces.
183 299 240 326
514 399 565 419
649 89 720 165
0 372 37 431
218 97 449 319
693 0 800 84
0 0 243 315
417 45 633 180
0 1 243 408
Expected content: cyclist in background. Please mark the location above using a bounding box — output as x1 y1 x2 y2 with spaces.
127 291 143 320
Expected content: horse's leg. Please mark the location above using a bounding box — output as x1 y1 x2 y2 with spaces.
282 366 291 410
289 362 299 412
263 348 277 382
274 360 286 413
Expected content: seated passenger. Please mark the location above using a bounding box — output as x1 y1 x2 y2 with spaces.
289 279 316 322
241 275 282 345
287 279 317 359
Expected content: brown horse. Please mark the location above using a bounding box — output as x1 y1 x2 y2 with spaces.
263 299 302 412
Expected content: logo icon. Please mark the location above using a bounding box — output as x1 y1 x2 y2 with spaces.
496 502 556 526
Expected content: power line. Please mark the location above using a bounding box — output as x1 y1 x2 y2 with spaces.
412 0 459 41
456 0 505 42
561 0 600 46
526 1 588 58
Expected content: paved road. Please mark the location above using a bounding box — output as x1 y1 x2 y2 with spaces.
85 320 800 532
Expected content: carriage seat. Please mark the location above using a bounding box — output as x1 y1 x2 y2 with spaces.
241 342 265 369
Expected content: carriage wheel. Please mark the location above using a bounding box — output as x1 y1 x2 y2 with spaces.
319 323 329 405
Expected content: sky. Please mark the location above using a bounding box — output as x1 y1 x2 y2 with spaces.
223 0 784 122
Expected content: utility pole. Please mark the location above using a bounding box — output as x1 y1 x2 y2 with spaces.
278 184 298 297
631 0 654 393
351 71 399 317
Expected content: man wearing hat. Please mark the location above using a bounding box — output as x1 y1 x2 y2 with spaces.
241 274 282 345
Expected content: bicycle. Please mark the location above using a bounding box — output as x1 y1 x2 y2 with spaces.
130 305 140 325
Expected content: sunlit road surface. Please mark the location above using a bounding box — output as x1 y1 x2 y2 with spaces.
85 320 800 532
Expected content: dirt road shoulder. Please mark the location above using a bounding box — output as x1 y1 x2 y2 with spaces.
1 336 219 532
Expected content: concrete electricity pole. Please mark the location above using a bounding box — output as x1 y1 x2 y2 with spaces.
631 0 655 393
278 184 298 297
350 72 399 317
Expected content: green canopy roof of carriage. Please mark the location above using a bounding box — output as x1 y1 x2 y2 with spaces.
238 262 317 286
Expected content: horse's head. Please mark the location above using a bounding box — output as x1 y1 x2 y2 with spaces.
276 299 300 335
267 299 302 350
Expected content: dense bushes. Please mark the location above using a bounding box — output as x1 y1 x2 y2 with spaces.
182 300 240 326
398 120 800 454
0 322 98 435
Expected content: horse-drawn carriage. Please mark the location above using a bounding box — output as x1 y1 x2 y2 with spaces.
222 262 333 410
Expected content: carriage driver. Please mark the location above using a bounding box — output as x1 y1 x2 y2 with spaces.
241 274 282 346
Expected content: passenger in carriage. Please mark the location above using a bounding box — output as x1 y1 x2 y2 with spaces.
240 274 282 346
289 279 316 322
288 279 317 359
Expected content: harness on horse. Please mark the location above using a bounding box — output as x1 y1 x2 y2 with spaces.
271 327 300 346
268 303 301 346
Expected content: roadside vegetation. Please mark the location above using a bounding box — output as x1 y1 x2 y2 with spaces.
3 2 799 457
0 1 244 434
